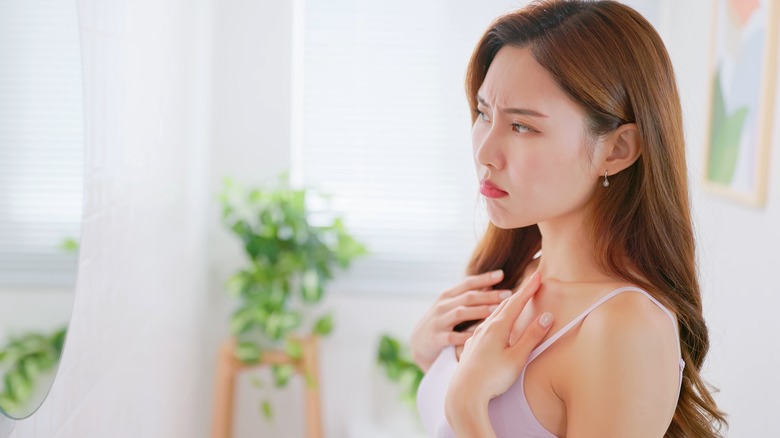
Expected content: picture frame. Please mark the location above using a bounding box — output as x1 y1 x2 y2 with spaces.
703 0 779 206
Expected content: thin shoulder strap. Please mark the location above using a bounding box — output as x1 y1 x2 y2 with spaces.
527 287 684 370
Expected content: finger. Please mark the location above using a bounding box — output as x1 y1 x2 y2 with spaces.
442 269 505 298
442 304 499 327
453 289 513 307
493 270 542 329
509 312 554 363
508 314 537 346
481 297 510 326
438 330 472 347
435 289 507 322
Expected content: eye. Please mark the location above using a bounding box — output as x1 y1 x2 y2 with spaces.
473 108 490 122
512 123 534 134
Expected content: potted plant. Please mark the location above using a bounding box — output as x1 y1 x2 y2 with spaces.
218 174 367 421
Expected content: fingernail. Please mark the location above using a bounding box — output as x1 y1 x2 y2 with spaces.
491 269 503 279
488 304 499 312
499 291 512 299
539 312 553 328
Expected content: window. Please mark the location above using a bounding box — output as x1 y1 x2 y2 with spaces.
0 2 83 287
298 1 522 294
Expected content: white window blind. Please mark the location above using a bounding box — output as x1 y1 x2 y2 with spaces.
0 0 83 287
298 1 523 294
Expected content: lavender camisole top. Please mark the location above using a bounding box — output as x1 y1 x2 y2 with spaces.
416 287 685 438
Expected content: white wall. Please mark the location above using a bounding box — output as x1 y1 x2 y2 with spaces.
665 3 780 436
6 0 213 436
206 1 299 437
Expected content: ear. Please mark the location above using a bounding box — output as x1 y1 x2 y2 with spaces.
598 123 641 177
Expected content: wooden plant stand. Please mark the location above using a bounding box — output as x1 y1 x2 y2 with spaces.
211 336 323 438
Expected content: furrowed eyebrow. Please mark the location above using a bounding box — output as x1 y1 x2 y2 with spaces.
477 95 548 118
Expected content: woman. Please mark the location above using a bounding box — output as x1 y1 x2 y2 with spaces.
410 1 727 436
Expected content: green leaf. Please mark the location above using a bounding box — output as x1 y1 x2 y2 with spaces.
248 189 262 203
301 269 323 303
272 364 296 387
51 328 67 355
261 399 274 421
19 334 48 352
221 203 234 220
375 334 424 411
291 189 305 214
35 353 57 370
385 362 401 380
264 317 283 340
234 341 262 364
284 339 303 361
20 357 41 381
277 252 304 274
336 233 368 268
264 312 300 341
313 314 334 337
225 272 248 297
245 236 278 262
60 237 79 253
0 393 18 413
269 281 289 308
0 326 67 411
378 335 400 363
281 312 301 330
5 369 31 401
230 308 256 335
230 220 253 242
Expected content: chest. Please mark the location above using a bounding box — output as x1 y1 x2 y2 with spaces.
452 288 609 436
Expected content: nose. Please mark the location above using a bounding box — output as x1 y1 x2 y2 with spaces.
473 122 504 171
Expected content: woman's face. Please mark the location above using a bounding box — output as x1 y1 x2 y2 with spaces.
473 45 601 229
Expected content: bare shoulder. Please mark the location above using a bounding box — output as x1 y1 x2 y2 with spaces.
561 288 681 437
582 288 678 342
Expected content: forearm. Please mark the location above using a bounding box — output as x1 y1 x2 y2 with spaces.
444 396 496 438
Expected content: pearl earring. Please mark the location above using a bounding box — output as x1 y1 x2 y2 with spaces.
603 171 610 187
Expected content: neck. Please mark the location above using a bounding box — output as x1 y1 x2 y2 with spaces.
536 209 614 284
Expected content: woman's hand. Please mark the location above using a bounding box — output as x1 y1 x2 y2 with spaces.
410 269 514 372
444 271 553 433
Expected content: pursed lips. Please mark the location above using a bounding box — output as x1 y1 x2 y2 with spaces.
480 179 508 198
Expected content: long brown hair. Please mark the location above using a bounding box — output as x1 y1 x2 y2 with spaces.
463 1 727 436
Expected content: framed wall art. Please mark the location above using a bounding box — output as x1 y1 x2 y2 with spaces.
703 0 779 206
